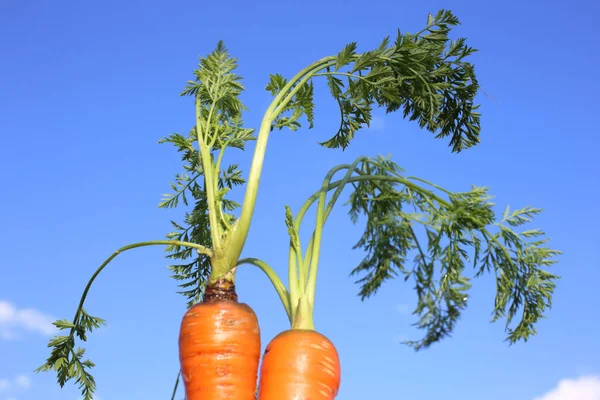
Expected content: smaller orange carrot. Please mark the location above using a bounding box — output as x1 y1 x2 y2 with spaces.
258 327 341 400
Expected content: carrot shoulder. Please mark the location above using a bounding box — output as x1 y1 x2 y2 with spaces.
179 280 261 400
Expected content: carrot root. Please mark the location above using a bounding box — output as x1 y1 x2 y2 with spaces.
258 329 341 400
179 281 261 400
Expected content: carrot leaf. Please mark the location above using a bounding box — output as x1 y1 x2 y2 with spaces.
294 156 559 349
159 42 255 304
342 157 560 349
36 309 105 400
266 9 480 152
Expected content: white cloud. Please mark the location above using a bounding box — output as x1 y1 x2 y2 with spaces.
534 376 600 400
14 376 29 390
0 300 56 339
0 374 31 394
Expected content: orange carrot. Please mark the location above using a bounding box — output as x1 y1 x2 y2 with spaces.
179 279 261 400
258 328 341 400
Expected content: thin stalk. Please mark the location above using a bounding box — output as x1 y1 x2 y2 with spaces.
288 246 300 322
214 147 226 187
295 244 305 292
236 258 292 321
171 371 181 400
406 175 455 195
196 99 222 255
290 166 450 306
294 162 369 288
299 174 451 221
213 146 230 229
294 164 356 282
306 181 340 305
272 62 330 117
304 158 366 305
68 240 213 339
313 71 379 85
301 238 314 292
228 57 337 270
294 164 353 231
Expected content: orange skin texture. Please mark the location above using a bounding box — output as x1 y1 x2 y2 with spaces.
179 300 261 400
258 329 341 400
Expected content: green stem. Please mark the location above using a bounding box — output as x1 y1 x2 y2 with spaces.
300 174 451 221
287 162 453 311
214 146 230 229
304 158 367 305
68 240 211 339
196 99 222 255
406 175 454 195
313 71 379 85
228 57 337 272
291 295 315 330
293 164 356 283
236 258 292 322
288 246 300 322
272 61 332 117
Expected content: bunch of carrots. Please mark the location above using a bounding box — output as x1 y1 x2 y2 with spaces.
38 10 560 400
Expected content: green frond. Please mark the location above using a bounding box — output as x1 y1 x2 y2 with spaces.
309 156 559 349
266 9 480 153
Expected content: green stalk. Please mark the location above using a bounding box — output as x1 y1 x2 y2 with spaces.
226 57 337 272
196 99 222 259
292 162 453 316
304 163 358 305
236 258 292 321
288 246 300 322
301 174 451 216
68 240 213 339
294 159 367 306
291 295 315 330
289 160 366 329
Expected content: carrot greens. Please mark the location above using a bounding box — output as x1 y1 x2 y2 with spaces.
258 156 559 346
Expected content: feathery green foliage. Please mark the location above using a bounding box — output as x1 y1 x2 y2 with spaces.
159 10 481 308
36 241 212 400
288 156 560 349
35 309 105 400
266 9 480 152
159 42 255 306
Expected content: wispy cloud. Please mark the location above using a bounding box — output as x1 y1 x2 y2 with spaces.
13 376 30 390
534 375 600 400
0 300 56 339
395 303 411 315
0 374 32 394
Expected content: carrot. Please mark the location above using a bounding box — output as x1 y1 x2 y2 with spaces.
179 279 261 400
258 329 340 400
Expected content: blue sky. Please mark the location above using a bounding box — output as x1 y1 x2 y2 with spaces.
1 0 599 399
